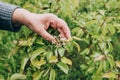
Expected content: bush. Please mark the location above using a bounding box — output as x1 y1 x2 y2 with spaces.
0 0 120 80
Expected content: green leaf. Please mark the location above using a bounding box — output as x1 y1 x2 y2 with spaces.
59 0 79 17
43 69 50 77
57 62 69 74
61 57 72 65
107 58 115 69
70 0 79 8
10 73 26 80
102 25 108 35
8 47 18 59
58 48 65 57
72 28 84 37
80 48 89 55
85 20 97 27
107 24 115 35
96 61 103 74
49 69 56 80
30 48 45 61
33 71 44 80
55 49 58 57
86 67 95 73
46 51 53 61
93 61 103 80
0 75 4 80
99 42 106 50
20 57 29 72
80 64 88 70
103 60 110 72
107 42 113 52
98 10 105 16
30 48 46 68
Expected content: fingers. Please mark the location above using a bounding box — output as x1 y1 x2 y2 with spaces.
36 24 55 42
50 19 65 38
27 13 71 42
60 21 71 39
39 13 71 40
54 18 71 39
57 28 66 38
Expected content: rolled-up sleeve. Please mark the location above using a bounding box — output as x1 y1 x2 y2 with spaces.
0 2 21 32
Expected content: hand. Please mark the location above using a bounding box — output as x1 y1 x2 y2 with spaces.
12 8 71 42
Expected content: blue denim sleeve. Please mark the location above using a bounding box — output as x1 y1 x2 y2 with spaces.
0 2 21 32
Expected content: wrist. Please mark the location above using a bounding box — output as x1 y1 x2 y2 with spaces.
12 8 31 27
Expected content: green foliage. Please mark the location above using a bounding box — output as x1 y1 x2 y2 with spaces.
0 0 120 80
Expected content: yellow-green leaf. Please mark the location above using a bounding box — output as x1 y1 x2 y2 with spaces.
61 57 72 65
32 59 46 68
30 48 45 61
49 56 58 63
18 39 28 46
102 72 116 79
72 36 82 41
115 61 120 68
70 0 79 8
10 73 26 80
80 48 89 55
49 69 56 80
73 41 80 52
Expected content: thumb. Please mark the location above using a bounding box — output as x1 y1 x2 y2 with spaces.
37 25 55 42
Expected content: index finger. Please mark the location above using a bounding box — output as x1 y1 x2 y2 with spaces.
57 19 71 39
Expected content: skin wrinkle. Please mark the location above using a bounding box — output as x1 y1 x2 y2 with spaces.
50 20 57 30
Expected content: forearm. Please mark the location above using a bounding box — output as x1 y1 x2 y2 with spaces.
0 2 21 32
0 2 71 42
12 8 32 27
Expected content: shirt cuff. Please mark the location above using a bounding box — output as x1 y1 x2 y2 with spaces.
0 2 21 32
